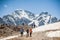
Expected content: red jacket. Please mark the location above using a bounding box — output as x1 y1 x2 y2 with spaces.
30 28 32 33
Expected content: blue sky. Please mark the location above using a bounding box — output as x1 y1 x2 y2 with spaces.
0 0 60 19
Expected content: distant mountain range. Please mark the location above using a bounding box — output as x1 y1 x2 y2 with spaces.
0 9 59 27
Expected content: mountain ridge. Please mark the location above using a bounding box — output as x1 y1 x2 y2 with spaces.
0 9 58 27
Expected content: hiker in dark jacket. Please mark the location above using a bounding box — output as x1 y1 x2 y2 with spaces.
26 29 29 37
20 27 24 37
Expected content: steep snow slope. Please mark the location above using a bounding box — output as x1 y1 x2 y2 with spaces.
33 22 60 32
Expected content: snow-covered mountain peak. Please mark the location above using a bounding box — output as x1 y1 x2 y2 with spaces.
1 9 58 27
11 9 35 19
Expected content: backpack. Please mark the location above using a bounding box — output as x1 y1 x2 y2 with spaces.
20 28 24 32
30 28 32 33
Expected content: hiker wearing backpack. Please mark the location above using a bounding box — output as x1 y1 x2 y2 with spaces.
20 27 24 37
29 28 32 37
26 28 29 37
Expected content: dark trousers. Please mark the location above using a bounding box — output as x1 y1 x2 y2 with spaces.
21 32 23 37
30 32 32 37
